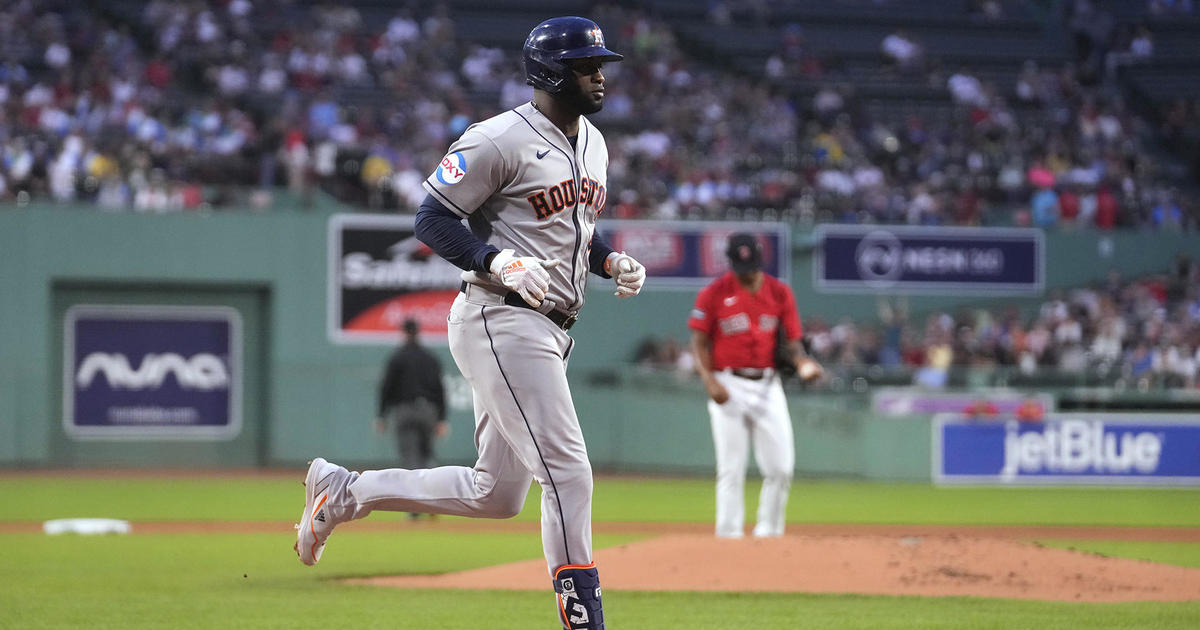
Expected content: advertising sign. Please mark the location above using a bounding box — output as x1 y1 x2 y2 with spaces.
933 414 1200 486
63 305 241 440
597 220 790 288
815 225 1043 295
329 214 463 344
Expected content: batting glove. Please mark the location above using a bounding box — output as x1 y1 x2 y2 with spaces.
605 251 645 298
490 248 561 308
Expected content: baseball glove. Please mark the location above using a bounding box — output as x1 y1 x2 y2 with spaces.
774 325 797 378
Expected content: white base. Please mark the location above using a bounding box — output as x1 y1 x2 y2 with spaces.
43 518 132 535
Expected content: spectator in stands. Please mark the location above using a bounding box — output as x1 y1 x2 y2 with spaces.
1030 183 1060 228
948 68 987 107
1106 22 1154 78
1094 183 1120 228
0 0 1192 231
1068 0 1115 83
1091 315 1125 365
881 29 924 73
1148 0 1195 15
914 316 954 388
1151 189 1186 229
770 263 1181 387
1058 184 1081 226
765 23 823 80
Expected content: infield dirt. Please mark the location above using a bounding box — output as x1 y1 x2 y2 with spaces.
7 517 1198 602
345 522 1200 603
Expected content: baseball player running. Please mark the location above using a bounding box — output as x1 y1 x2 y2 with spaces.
294 17 644 630
688 233 822 538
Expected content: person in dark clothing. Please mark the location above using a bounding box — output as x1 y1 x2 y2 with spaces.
375 319 448 520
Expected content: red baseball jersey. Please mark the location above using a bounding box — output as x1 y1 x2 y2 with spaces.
688 272 802 370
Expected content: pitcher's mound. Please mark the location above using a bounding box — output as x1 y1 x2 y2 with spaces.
350 533 1200 602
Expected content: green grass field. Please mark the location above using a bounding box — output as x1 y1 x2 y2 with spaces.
3 475 1199 630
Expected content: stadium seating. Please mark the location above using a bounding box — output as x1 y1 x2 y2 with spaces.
0 0 1195 225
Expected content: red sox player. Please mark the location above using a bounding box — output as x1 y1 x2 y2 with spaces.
689 233 822 538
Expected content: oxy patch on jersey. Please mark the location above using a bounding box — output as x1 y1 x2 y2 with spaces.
435 152 467 185
527 177 606 220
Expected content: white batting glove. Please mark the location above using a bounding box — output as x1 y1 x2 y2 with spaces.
490 248 561 308
606 251 645 298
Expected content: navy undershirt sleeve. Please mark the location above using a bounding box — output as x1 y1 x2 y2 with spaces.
589 231 616 278
414 194 499 272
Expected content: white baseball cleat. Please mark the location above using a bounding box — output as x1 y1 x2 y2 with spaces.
294 457 346 566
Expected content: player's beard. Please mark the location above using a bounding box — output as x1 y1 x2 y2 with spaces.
557 81 603 116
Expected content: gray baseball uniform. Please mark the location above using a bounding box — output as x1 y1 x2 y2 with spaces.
346 101 610 573
427 101 608 314
293 17 636 630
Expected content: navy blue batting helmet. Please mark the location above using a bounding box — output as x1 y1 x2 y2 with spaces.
523 16 623 94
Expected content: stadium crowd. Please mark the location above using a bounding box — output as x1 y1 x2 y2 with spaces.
750 1 1193 230
0 0 1195 229
816 255 1199 390
636 256 1200 390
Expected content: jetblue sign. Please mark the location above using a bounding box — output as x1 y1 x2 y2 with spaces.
815 226 1043 295
63 305 242 440
933 414 1200 486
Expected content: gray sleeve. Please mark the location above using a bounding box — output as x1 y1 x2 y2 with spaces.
421 130 507 218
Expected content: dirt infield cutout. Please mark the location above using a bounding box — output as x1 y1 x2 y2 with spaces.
353 533 1200 603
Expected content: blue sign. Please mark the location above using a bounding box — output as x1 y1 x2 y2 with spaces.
815 226 1043 295
934 414 1200 486
63 305 242 440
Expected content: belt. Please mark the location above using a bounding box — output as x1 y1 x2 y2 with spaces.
730 368 771 381
461 281 578 331
502 292 578 330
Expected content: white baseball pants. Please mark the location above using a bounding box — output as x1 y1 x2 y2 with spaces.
708 370 794 538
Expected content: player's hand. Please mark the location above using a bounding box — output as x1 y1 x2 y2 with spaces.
374 418 387 434
606 251 645 298
704 377 730 405
490 248 562 308
796 358 824 383
435 421 449 439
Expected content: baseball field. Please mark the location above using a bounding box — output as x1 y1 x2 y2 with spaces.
3 471 1200 629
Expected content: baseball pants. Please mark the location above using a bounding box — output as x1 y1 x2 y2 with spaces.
707 370 795 538
348 289 593 574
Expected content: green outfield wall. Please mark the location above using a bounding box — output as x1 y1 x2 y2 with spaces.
2 206 1197 477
